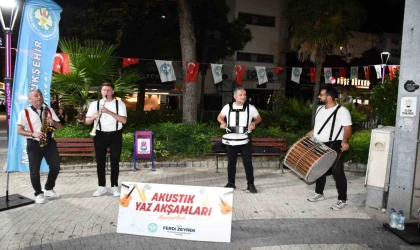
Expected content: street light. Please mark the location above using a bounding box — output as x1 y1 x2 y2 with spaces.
0 0 34 212
381 52 390 83
0 0 19 137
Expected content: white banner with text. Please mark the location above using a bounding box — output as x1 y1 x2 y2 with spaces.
117 182 234 242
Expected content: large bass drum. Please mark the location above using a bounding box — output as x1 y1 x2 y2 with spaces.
283 136 337 182
222 133 249 146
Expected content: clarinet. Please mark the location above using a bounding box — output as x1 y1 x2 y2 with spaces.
90 96 107 136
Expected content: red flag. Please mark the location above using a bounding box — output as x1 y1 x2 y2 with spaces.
388 65 400 80
364 66 370 80
235 65 246 85
53 53 70 74
122 58 139 68
339 67 346 78
185 62 200 83
310 68 316 83
274 66 285 75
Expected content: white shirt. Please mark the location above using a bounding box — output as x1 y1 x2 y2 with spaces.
86 99 127 131
314 104 352 142
17 107 60 141
220 103 259 128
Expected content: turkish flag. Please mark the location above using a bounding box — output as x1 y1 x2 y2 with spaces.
388 65 400 80
364 66 370 80
235 65 246 85
122 58 139 68
185 62 200 83
310 68 316 83
53 53 70 74
274 66 285 75
339 67 346 78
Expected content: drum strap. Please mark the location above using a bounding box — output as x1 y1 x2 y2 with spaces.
317 105 343 141
227 102 249 133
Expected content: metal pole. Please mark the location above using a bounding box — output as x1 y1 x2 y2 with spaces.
4 30 11 138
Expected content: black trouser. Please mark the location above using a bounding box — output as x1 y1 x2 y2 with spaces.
315 140 347 201
226 139 254 185
27 139 61 197
94 130 122 187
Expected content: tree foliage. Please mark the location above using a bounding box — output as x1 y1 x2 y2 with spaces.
51 38 142 122
370 71 399 126
286 0 365 126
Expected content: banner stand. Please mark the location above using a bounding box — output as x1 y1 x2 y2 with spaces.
133 131 155 171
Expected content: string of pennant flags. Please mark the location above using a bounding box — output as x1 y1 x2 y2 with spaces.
53 53 401 86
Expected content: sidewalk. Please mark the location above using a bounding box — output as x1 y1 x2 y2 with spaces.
0 166 416 250
0 113 417 250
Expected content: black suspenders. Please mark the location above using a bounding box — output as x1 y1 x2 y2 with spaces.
316 105 343 141
97 100 119 131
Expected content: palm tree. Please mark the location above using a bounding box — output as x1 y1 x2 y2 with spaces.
286 0 365 125
52 38 142 123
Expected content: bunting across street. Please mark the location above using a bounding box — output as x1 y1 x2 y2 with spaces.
53 52 70 74
155 60 176 82
255 66 268 85
374 65 382 79
324 68 332 83
350 67 358 80
291 67 302 83
211 64 223 84
235 65 246 85
122 58 139 68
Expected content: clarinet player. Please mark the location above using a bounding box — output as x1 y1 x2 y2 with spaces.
85 82 127 197
17 89 62 204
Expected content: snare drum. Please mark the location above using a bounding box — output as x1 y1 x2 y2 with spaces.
283 136 337 182
222 133 249 146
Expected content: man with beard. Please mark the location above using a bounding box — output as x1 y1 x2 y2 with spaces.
306 86 352 210
217 87 262 193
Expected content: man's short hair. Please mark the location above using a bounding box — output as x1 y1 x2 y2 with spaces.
233 87 246 94
321 85 338 99
29 89 42 97
101 81 114 90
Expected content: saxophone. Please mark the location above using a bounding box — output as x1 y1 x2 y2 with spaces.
39 103 56 148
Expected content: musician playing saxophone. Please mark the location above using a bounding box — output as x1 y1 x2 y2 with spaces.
85 82 127 197
17 89 62 204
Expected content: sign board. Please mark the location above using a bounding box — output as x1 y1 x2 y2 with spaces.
400 97 417 117
117 182 234 242
134 131 154 170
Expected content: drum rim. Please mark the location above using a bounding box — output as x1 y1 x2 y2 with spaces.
222 137 248 141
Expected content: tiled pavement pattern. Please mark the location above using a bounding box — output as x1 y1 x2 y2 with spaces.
0 166 416 250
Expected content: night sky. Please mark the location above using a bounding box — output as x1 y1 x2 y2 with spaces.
359 0 405 33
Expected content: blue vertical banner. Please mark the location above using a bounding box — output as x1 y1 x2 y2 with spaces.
6 0 62 172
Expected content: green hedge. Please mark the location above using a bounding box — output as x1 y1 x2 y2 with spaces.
55 123 371 163
346 129 371 164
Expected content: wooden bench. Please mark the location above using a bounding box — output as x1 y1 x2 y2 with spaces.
210 138 288 173
55 138 95 158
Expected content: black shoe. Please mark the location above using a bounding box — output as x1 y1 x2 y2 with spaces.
224 182 236 189
247 184 257 193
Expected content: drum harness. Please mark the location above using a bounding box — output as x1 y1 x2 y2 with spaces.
226 102 250 134
316 104 343 175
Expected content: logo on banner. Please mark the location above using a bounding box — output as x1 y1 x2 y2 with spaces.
28 6 59 39
140 140 148 151
258 68 266 77
293 68 300 77
325 69 332 79
351 67 358 77
148 223 158 233
213 65 222 76
137 139 151 155
160 63 172 76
